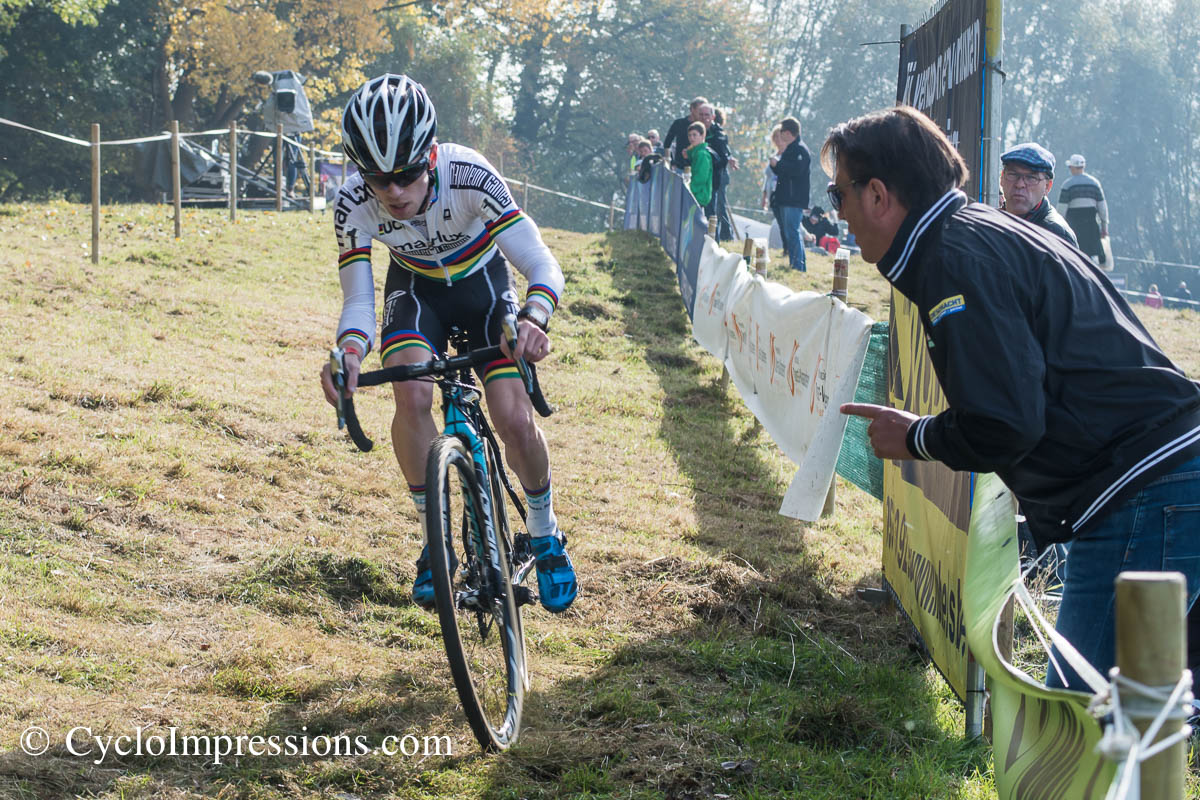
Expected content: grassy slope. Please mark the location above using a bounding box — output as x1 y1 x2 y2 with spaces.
0 202 1194 800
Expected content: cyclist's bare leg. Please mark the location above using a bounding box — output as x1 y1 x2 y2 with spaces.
483 377 550 493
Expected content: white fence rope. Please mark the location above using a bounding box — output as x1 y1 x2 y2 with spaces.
1 115 629 214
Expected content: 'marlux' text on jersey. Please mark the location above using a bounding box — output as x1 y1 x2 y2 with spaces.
448 161 513 208
379 225 471 257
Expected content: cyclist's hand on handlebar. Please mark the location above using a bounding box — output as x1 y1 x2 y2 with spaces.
321 348 362 407
501 319 552 364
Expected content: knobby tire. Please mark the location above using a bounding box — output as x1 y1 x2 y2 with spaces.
425 435 525 751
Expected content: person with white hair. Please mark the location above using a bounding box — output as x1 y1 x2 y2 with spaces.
1057 153 1109 265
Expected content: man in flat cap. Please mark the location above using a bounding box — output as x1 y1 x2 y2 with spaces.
999 143 1076 246
1058 153 1109 265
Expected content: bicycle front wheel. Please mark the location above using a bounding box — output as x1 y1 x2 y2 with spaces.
426 435 524 751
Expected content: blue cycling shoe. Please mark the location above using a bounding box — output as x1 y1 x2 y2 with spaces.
412 542 457 609
531 531 577 613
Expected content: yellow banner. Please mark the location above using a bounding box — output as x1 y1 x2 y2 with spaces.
883 288 973 700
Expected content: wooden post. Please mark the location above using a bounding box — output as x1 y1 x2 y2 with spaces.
707 215 717 237
309 142 317 213
522 178 529 212
1116 571 1188 800
742 237 755 271
170 120 182 239
822 248 851 518
229 120 238 222
608 193 617 230
275 124 284 212
755 244 768 278
90 123 100 265
341 154 346 185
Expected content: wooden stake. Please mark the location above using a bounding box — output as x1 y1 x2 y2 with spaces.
309 141 317 213
523 178 529 212
170 120 181 239
275 124 284 212
229 120 238 222
90 123 100 265
1116 571 1188 800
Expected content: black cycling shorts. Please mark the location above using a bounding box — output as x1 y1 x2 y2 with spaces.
378 251 521 384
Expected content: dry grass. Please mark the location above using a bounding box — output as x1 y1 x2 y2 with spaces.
0 201 1193 799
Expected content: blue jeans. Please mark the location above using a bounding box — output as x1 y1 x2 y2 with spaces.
1046 455 1200 691
780 205 806 272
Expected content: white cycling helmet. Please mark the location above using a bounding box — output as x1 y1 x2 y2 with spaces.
341 74 437 174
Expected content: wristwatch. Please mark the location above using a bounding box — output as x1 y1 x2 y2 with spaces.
517 303 550 332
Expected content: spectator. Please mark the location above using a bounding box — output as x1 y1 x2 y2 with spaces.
1058 153 1109 266
684 121 713 208
625 133 641 174
1168 280 1194 310
802 205 840 253
699 104 734 242
663 97 707 171
832 106 1200 693
762 127 788 258
1145 284 1163 308
998 143 1077 246
770 116 812 272
647 129 663 154
635 145 662 184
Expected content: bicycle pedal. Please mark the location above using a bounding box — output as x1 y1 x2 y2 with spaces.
513 585 537 607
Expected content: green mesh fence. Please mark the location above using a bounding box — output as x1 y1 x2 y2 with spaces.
835 321 889 500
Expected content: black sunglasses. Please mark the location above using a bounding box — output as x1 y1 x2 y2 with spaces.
362 160 429 190
826 179 862 213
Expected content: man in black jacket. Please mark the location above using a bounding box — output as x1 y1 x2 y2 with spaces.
770 116 812 271
698 104 736 242
662 97 707 171
832 106 1200 692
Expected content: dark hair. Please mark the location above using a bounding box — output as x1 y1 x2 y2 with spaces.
713 107 725 125
821 106 968 211
687 121 706 136
689 96 709 110
780 117 800 137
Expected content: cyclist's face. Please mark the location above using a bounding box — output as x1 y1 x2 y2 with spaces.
368 169 430 220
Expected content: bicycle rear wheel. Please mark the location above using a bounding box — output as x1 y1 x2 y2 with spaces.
426 435 524 751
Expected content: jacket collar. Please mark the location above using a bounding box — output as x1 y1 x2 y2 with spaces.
1022 197 1049 223
877 188 968 284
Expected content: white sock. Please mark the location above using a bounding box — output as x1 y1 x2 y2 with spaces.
523 480 557 538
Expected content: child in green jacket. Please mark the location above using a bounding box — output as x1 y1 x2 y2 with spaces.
684 122 713 207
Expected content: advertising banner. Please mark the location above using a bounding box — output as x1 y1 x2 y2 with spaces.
897 0 986 198
693 238 873 521
886 0 987 704
883 291 974 699
964 473 1114 799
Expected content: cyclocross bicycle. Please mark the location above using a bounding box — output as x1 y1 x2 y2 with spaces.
328 315 552 752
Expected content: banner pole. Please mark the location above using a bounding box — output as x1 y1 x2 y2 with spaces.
90 123 100 265
229 120 238 222
171 120 182 239
982 0 1004 207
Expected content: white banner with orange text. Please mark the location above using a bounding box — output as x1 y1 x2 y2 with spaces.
693 237 873 520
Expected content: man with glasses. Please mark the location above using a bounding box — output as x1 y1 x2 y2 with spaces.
998 143 1076 246
829 106 1200 693
319 74 578 614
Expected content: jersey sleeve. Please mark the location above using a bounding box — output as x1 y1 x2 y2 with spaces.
449 153 565 318
333 181 378 356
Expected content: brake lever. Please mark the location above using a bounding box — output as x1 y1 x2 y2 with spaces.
329 347 348 430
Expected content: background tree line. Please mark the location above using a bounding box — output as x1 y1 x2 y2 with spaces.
1 0 1197 286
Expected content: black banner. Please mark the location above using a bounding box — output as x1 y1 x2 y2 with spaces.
896 0 986 199
625 164 704 319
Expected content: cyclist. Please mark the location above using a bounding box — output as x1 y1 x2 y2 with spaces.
318 74 577 613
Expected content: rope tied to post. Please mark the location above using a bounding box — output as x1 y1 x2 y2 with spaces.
1088 667 1193 800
